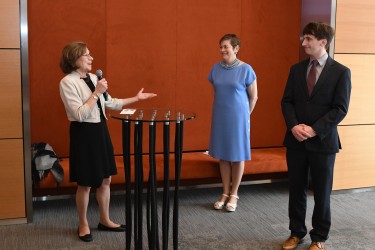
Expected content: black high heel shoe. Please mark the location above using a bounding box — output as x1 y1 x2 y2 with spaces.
78 228 93 242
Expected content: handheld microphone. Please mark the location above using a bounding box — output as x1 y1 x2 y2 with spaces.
95 69 108 101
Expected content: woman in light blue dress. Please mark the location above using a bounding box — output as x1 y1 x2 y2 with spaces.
208 34 258 212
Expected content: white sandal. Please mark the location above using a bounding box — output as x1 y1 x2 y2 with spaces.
225 194 239 212
213 194 230 210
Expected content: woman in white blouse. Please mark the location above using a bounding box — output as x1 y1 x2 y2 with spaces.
59 41 156 242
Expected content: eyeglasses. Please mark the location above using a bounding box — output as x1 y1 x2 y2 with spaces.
82 53 93 58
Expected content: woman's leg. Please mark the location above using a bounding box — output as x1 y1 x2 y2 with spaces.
214 160 232 209
76 185 91 235
228 161 244 204
218 160 232 202
96 177 120 227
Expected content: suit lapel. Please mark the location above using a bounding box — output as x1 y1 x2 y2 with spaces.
310 56 334 97
301 59 310 96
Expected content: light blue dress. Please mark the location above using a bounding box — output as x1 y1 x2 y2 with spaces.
208 62 256 162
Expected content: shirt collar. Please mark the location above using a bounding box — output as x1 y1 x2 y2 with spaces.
310 53 328 67
71 70 90 79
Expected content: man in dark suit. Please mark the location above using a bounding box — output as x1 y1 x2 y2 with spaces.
281 22 351 250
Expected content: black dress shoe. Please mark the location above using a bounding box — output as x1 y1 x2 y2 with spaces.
78 228 93 242
98 223 126 232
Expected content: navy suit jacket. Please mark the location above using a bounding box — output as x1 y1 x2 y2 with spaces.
281 56 351 153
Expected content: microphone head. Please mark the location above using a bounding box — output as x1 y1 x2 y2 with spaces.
95 69 103 79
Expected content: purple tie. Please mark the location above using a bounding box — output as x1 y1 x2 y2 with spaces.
307 60 317 96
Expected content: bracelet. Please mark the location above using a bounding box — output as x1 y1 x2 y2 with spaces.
91 94 98 100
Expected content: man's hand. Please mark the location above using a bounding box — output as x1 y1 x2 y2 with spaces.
291 124 315 142
302 124 316 138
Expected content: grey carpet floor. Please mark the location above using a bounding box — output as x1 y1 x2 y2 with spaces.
1 182 375 249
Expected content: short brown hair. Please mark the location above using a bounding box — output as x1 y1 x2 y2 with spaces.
60 41 87 74
219 34 240 48
303 22 335 49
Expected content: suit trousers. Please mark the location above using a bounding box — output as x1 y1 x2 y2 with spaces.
286 148 336 242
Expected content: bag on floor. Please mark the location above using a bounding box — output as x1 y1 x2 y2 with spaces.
31 142 64 187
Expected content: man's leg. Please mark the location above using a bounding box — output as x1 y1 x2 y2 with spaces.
286 148 309 238
309 152 336 242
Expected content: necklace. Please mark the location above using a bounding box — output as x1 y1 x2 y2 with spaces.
220 58 240 70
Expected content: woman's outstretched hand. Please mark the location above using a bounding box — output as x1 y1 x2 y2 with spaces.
136 88 157 100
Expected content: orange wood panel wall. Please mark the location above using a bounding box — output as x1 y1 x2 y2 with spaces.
0 140 25 219
0 0 20 48
333 0 375 190
28 0 301 157
333 54 375 125
334 125 375 190
335 0 375 53
0 0 26 221
0 50 22 138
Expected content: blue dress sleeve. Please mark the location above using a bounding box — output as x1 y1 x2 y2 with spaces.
208 65 215 84
245 64 256 87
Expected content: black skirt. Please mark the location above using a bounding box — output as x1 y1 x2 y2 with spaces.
69 115 117 188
